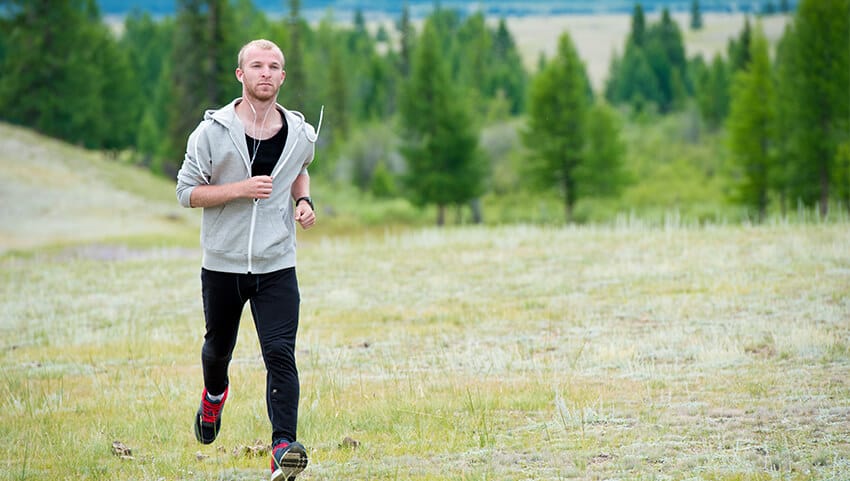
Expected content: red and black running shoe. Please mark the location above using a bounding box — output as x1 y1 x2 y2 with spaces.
193 386 228 444
270 440 308 481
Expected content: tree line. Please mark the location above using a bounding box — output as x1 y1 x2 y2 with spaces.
0 0 846 223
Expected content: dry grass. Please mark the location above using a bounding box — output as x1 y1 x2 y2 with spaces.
2 222 848 480
0 123 199 253
505 12 792 90
367 12 791 92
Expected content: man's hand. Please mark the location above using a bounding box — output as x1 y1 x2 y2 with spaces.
294 200 315 229
189 175 274 208
242 175 274 199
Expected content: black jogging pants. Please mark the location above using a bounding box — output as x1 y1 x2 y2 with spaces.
200 266 301 444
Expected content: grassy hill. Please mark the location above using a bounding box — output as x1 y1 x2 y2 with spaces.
0 122 199 253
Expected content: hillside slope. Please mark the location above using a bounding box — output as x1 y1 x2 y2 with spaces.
0 122 198 253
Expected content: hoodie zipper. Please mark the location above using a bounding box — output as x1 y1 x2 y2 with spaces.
247 199 259 273
245 136 300 273
222 104 322 274
227 128 256 272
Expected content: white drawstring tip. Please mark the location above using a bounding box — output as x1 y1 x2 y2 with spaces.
315 106 324 139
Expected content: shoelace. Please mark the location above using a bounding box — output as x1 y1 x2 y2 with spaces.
201 397 223 423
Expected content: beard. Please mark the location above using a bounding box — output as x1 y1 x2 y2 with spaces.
245 82 280 102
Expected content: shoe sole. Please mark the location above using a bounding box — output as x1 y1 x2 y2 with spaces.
193 411 220 444
270 444 308 481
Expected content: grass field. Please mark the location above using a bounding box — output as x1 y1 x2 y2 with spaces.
2 219 849 480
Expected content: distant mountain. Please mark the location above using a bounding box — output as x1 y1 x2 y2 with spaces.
98 1 795 18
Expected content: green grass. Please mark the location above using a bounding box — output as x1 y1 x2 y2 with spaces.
1 115 848 480
2 223 849 480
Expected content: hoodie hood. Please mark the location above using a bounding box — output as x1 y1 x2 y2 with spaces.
204 98 323 144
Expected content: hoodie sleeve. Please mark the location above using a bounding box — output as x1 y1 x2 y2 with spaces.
299 123 316 175
175 120 213 208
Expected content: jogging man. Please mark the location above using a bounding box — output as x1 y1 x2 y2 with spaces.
176 38 321 481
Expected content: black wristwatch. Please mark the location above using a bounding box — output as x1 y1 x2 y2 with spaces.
295 196 314 211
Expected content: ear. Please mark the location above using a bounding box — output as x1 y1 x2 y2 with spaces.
235 68 244 83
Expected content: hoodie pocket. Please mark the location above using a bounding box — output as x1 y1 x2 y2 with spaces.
203 203 249 255
252 204 291 258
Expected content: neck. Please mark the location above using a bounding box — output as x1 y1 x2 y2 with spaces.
239 95 276 118
237 96 281 139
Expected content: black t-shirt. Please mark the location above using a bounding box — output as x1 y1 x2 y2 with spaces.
248 112 288 177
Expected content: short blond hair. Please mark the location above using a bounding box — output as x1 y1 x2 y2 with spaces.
237 39 285 69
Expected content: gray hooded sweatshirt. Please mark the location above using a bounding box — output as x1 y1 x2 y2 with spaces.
176 98 320 274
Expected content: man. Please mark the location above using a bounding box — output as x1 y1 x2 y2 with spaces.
176 39 321 481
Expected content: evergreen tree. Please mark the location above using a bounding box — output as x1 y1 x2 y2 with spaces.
577 101 629 198
398 19 485 225
523 32 590 222
727 24 775 222
780 0 850 216
122 11 172 104
230 0 272 38
606 42 661 112
283 0 308 112
205 0 240 107
361 53 395 120
696 53 731 129
395 2 414 78
606 6 688 113
0 0 99 146
629 3 646 47
162 0 214 173
122 11 174 164
93 22 141 151
314 17 348 143
691 0 703 30
645 8 688 112
762 1 778 15
771 23 798 215
455 12 491 117
489 18 527 115
728 17 752 73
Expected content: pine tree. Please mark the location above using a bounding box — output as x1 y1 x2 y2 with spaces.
455 12 491 117
696 53 731 129
771 24 798 215
161 0 212 173
629 3 646 47
728 17 753 73
489 18 527 115
577 101 629 198
398 19 485 225
779 0 850 216
727 24 775 222
396 2 414 78
607 6 688 113
283 0 308 112
646 8 688 112
690 0 703 30
94 24 141 151
122 11 173 104
523 32 590 222
0 0 103 146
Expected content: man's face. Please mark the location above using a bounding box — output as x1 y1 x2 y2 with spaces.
236 46 286 102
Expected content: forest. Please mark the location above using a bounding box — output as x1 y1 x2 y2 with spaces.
0 0 847 225
95 0 800 16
